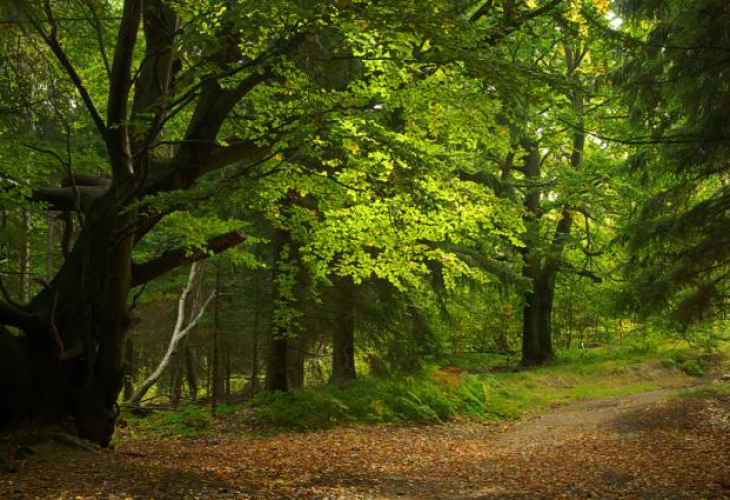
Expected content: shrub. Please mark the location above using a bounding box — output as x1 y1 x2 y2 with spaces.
248 373 496 431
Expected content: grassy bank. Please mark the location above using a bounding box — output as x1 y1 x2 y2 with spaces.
118 342 725 439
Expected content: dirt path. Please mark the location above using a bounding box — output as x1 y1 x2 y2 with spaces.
493 387 680 449
2 386 730 499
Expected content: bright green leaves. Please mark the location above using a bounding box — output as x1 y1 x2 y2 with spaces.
296 171 523 291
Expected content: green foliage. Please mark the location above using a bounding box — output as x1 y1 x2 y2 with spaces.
122 405 215 438
674 384 730 400
618 0 730 325
247 342 708 432
664 351 713 377
248 375 495 431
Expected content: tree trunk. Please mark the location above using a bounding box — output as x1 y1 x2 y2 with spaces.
122 335 136 402
46 212 55 282
521 271 555 366
225 343 231 400
519 140 554 367
288 339 305 390
566 292 573 349
19 207 31 303
250 271 261 394
185 345 198 401
266 226 290 392
126 262 212 406
9 200 139 446
211 262 223 413
170 355 183 408
330 276 357 382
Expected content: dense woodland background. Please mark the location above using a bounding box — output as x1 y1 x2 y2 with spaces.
0 0 729 447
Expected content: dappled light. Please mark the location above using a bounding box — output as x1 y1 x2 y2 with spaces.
1 0 729 498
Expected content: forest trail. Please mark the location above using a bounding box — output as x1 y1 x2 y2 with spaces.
2 385 730 500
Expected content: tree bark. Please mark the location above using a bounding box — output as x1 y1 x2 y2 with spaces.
288 339 305 390
330 276 357 382
19 207 31 304
185 345 198 401
211 262 223 412
521 269 556 366
46 212 55 282
266 226 291 392
122 335 136 402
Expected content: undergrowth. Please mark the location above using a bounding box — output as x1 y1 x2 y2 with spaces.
120 342 725 438
248 374 507 431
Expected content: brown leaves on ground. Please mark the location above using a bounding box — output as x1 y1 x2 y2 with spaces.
2 388 730 499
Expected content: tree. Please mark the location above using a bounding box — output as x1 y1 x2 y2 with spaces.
0 0 476 445
126 262 213 407
617 0 730 326
460 0 621 365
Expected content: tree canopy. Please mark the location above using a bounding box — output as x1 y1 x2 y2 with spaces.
0 0 726 446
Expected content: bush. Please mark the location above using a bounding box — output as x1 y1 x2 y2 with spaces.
669 352 707 377
124 405 213 437
247 373 500 431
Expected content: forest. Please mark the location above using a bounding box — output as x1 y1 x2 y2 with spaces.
1 0 730 498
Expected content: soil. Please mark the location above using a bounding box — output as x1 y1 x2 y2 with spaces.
2 385 730 499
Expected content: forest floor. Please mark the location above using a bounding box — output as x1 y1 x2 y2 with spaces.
2 383 730 499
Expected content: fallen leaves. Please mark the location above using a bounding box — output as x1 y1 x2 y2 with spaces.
2 389 730 499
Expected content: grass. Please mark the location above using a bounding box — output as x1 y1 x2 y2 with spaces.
671 383 730 400
118 404 237 440
119 341 726 439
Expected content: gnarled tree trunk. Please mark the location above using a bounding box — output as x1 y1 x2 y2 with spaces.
0 0 256 445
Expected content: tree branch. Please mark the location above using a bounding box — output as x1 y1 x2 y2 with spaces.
106 0 142 180
131 230 247 287
81 0 111 78
561 263 603 283
32 186 106 211
130 0 179 155
24 1 109 143
469 0 494 23
0 298 40 333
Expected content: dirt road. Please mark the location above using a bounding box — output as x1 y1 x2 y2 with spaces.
2 386 730 499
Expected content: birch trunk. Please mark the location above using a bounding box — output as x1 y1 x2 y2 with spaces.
126 262 213 406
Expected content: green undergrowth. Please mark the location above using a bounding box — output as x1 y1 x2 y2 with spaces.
245 343 720 432
119 342 725 439
672 383 730 400
119 404 236 440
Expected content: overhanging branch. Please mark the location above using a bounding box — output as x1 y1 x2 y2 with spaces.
32 185 106 211
131 230 247 287
0 299 40 333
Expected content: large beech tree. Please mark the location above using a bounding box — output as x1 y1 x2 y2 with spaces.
0 0 611 445
0 0 470 445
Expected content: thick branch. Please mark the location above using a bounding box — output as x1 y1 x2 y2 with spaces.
130 0 180 153
0 299 40 333
106 0 142 180
131 230 246 287
174 70 271 160
561 263 603 283
32 186 105 211
481 0 564 45
62 173 111 187
143 139 270 195
469 0 494 22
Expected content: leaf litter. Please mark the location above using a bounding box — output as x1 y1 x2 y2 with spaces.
2 387 730 499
